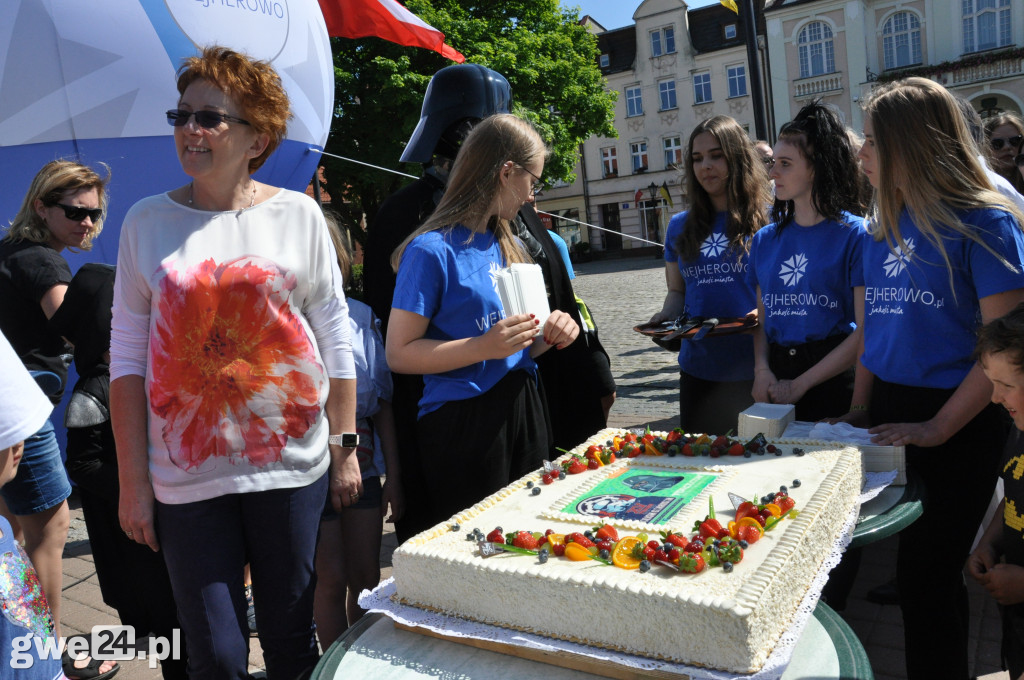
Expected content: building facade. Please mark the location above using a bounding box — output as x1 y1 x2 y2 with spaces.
540 0 1024 256
766 0 1024 134
538 0 771 254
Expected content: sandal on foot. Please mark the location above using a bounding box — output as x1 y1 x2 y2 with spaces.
62 650 119 680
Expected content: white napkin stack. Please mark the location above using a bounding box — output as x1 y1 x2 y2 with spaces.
494 263 550 326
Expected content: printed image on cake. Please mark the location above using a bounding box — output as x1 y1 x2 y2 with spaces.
392 429 863 674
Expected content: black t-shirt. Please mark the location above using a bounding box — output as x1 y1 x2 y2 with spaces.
0 238 72 401
1001 427 1024 568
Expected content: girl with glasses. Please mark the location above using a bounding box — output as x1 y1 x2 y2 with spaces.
985 112 1024 196
649 115 771 434
0 160 119 680
853 77 1024 680
387 113 579 527
748 101 866 422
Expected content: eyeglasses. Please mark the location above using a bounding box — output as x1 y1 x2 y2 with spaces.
990 134 1023 151
50 203 103 222
166 109 251 129
519 165 544 195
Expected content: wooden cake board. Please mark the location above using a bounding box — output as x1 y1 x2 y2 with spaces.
393 620 689 680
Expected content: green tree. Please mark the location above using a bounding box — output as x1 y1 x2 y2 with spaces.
320 0 617 243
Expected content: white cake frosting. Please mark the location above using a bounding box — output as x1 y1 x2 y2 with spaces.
392 429 863 673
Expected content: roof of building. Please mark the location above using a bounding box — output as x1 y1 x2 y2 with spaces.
765 0 818 11
688 2 765 54
597 26 637 75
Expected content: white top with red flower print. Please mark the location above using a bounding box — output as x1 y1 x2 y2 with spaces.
110 189 354 504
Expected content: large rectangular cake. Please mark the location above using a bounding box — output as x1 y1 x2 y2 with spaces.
392 429 863 673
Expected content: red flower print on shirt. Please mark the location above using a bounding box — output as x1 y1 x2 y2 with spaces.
150 256 325 471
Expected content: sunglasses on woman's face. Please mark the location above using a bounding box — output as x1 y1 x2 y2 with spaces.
990 134 1023 151
165 109 251 129
51 203 103 222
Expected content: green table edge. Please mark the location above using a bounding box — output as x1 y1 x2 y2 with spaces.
849 471 925 550
313 605 872 679
813 601 874 679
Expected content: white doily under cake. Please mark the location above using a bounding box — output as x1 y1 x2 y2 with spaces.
359 472 894 679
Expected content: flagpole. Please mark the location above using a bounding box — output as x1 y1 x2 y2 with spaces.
742 0 768 141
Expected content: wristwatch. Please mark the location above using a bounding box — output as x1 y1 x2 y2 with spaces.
328 433 359 448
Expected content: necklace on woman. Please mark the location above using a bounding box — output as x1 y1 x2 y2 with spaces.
187 180 256 210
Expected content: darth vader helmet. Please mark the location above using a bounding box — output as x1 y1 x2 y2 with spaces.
400 64 512 164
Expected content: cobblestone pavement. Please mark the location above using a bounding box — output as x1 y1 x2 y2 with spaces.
569 255 679 431
61 254 1005 679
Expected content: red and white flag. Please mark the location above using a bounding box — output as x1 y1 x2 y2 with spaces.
320 0 465 62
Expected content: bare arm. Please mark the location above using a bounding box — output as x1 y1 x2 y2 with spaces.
111 374 159 551
372 399 404 522
326 377 361 511
39 283 68 319
385 308 538 375
649 263 685 324
870 288 1024 446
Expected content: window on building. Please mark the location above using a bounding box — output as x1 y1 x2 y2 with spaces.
727 65 747 97
626 86 643 117
631 142 649 173
651 26 676 57
882 12 922 69
963 0 1012 53
639 198 669 245
725 23 737 40
797 21 835 78
659 80 678 110
599 53 610 68
601 146 618 177
693 72 712 104
663 136 683 167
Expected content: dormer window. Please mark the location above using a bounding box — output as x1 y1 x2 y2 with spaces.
724 23 737 39
651 26 676 57
599 53 610 68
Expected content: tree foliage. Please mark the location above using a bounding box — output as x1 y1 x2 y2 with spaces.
321 0 617 242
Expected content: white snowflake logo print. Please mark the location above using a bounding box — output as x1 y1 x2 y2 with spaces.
700 233 729 258
488 261 503 291
883 238 915 278
779 253 808 287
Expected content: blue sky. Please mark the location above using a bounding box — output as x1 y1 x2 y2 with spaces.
562 0 721 30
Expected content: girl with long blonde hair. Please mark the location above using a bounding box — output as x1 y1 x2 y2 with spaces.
386 113 578 526
851 77 1024 680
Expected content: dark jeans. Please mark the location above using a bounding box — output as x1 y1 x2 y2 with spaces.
679 372 754 435
417 370 549 528
769 333 854 422
872 377 1006 680
155 473 327 680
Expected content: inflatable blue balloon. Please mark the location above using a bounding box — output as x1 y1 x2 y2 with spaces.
0 0 335 266
0 0 334 456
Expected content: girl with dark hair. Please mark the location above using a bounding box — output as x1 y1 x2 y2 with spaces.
649 115 771 434
986 112 1024 195
747 101 867 421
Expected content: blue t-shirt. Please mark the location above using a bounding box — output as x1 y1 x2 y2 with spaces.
0 516 62 679
548 231 575 280
861 207 1024 388
664 211 757 381
392 225 536 417
747 212 866 346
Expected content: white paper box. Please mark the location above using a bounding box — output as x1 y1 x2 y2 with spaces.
738 403 796 439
